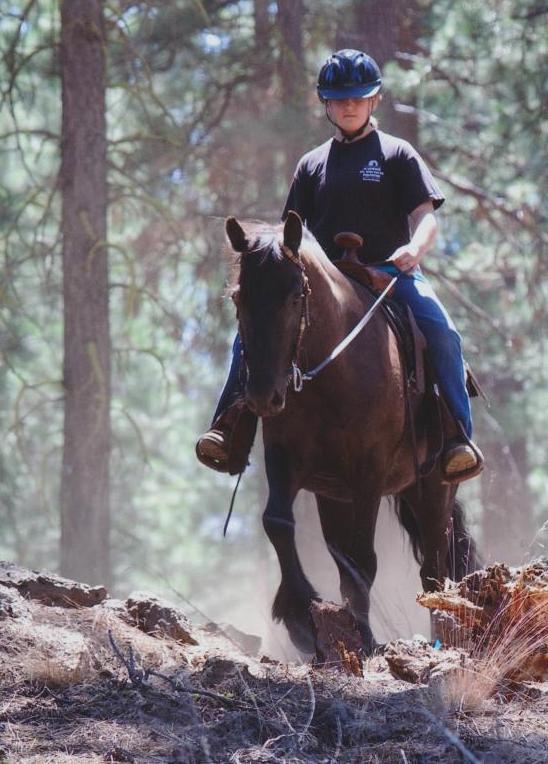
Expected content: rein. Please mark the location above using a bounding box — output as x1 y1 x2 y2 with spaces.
279 243 311 391
280 242 401 391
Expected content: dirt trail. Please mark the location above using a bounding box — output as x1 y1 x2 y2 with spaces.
0 562 546 763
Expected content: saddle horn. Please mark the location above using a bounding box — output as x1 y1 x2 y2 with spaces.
334 231 363 263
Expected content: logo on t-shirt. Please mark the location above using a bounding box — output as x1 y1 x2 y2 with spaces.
360 159 384 183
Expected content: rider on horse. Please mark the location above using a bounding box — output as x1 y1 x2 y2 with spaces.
197 49 484 483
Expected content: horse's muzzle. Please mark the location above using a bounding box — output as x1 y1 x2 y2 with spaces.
245 386 286 417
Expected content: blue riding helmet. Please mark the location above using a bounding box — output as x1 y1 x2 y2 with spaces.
317 49 382 101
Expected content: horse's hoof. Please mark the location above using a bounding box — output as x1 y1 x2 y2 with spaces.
287 621 316 654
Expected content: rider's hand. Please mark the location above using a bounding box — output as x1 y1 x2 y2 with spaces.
388 244 421 273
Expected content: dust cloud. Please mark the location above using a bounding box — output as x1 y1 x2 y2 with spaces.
193 492 430 660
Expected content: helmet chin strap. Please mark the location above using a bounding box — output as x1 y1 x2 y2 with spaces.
325 105 371 142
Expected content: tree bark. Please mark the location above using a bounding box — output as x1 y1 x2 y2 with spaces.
251 0 277 212
60 0 110 586
276 0 307 177
344 0 422 144
254 0 271 78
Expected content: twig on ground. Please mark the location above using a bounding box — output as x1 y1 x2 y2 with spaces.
107 629 240 708
419 706 482 764
107 629 147 686
299 673 316 747
333 714 342 761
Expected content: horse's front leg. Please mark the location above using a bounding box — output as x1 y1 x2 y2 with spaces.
263 443 318 653
316 493 381 654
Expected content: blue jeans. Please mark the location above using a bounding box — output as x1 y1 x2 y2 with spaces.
376 264 472 438
213 267 472 438
212 334 244 423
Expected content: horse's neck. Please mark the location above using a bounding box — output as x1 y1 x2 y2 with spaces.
298 246 384 377
302 246 373 319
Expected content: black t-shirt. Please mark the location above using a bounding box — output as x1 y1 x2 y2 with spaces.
282 129 444 263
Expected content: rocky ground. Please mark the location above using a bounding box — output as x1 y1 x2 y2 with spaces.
0 561 546 764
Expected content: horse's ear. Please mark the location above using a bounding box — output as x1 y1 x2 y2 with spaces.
283 210 302 254
225 216 248 253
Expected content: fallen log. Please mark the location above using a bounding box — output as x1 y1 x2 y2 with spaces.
0 561 107 608
417 560 548 682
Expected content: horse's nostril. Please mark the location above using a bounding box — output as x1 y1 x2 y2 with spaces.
271 391 283 408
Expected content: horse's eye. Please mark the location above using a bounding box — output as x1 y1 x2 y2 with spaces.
231 289 240 305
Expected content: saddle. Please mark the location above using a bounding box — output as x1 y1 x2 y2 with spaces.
335 259 426 393
334 257 482 479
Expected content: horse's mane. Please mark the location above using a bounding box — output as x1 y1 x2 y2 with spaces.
225 220 328 296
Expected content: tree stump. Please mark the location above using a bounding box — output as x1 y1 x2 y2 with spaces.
310 600 363 676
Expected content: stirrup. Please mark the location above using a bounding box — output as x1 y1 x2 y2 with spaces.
196 429 230 473
195 401 258 476
441 424 484 485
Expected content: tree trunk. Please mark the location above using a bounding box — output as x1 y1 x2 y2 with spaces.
276 0 306 178
344 0 422 144
254 0 271 78
252 0 277 213
60 0 110 586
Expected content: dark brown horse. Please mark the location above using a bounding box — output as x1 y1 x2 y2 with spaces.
227 211 478 653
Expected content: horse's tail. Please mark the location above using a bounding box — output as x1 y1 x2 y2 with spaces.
448 499 482 580
394 495 423 566
394 496 481 581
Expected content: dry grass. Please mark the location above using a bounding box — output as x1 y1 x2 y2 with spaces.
0 575 546 763
422 565 548 724
24 651 96 689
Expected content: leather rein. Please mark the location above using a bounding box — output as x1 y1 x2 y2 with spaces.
280 242 400 393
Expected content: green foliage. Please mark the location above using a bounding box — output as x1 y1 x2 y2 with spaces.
394 0 547 522
0 0 546 612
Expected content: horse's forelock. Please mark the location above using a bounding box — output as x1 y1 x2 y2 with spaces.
224 222 320 296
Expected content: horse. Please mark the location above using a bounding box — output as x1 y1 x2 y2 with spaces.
226 210 479 653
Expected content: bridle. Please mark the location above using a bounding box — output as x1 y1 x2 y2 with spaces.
235 241 311 391
238 240 399 397
279 242 401 393
279 243 311 392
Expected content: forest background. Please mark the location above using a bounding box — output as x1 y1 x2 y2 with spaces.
0 0 546 651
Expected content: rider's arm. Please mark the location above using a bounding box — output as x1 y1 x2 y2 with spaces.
388 200 437 272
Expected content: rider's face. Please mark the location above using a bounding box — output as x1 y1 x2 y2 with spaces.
327 95 378 132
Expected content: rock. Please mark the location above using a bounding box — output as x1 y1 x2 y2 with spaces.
100 598 134 623
0 562 107 607
199 656 240 687
259 654 279 665
203 621 261 655
104 746 135 763
0 584 32 620
310 600 363 676
384 639 468 684
126 592 198 645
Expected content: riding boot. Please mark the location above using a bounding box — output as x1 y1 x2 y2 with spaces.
195 335 258 475
441 419 484 484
